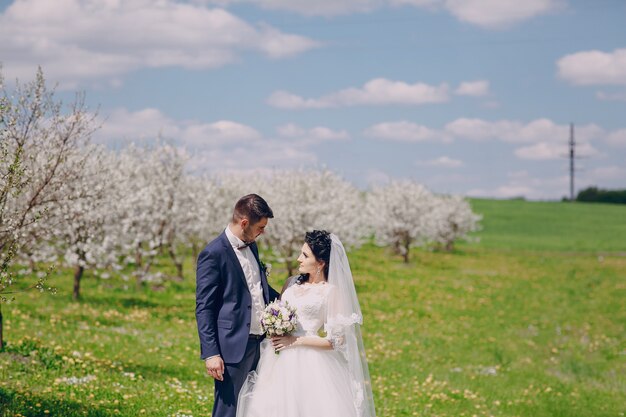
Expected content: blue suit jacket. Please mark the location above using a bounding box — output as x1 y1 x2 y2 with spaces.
195 231 279 363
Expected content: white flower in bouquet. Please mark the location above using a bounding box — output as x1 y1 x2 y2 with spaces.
260 300 298 354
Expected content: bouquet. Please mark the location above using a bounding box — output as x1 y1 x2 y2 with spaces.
260 299 298 354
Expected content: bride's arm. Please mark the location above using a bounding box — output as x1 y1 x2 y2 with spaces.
271 335 332 352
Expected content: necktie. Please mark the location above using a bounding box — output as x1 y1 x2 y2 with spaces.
237 241 253 250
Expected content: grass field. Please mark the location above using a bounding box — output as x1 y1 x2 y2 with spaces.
469 198 626 252
1 199 625 417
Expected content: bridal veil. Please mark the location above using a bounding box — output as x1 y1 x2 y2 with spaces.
325 234 376 417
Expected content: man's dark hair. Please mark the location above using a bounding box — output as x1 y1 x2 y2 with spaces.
232 194 274 225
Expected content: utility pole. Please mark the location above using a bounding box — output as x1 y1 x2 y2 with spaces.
569 123 575 201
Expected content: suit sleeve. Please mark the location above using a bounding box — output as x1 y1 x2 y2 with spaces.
195 249 221 360
279 275 298 298
268 283 281 302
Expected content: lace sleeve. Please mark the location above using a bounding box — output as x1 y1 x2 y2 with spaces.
325 322 345 354
324 285 361 359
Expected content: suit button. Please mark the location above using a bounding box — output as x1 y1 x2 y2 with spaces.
247 305 251 310
246 323 250 327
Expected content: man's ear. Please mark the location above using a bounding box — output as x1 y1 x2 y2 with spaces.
240 218 249 228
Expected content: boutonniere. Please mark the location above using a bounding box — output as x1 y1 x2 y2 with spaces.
259 260 272 277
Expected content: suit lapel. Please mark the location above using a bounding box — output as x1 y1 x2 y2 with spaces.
219 232 248 289
250 242 270 304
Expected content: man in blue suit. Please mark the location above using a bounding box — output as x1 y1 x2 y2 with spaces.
196 194 280 417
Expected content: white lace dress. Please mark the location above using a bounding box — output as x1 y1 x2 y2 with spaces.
236 282 358 417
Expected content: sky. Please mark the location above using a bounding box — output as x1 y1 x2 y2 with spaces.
1 0 625 199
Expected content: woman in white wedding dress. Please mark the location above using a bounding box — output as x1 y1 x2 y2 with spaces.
236 230 376 417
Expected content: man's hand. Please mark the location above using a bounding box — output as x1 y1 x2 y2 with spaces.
205 356 224 381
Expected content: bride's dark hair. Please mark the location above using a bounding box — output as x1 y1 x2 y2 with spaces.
296 230 332 285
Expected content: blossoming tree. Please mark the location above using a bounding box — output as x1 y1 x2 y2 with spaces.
0 68 96 346
367 180 436 262
232 170 369 276
430 194 482 251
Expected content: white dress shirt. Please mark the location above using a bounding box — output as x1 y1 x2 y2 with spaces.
225 225 265 335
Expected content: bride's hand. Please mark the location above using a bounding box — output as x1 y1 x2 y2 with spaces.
271 335 297 352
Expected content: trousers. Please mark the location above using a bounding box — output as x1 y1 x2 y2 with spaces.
212 337 262 417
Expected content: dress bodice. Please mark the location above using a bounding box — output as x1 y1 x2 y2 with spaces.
281 282 332 337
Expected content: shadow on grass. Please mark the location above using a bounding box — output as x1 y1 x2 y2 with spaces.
79 295 160 309
0 388 112 417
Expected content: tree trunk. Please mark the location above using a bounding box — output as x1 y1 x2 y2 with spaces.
0 303 4 350
403 243 410 263
73 265 84 301
137 265 147 290
285 260 295 277
135 243 143 268
135 244 146 290
136 273 143 290
445 240 454 252
168 244 184 281
191 243 199 269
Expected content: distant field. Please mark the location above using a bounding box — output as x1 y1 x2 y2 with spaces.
468 199 626 252
1 199 625 417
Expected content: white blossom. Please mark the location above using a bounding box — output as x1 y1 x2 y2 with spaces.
367 180 436 262
430 194 482 251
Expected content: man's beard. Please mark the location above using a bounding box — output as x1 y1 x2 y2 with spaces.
241 225 256 243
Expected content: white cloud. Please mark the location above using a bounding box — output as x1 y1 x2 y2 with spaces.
585 166 626 182
200 0 562 27
182 121 263 146
467 185 535 199
267 78 450 109
95 107 321 174
455 80 490 96
444 118 604 144
557 48 626 86
365 117 611 162
185 143 317 174
254 24 322 58
390 0 439 5
417 156 464 168
194 0 382 16
606 129 626 147
267 92 328 109
467 172 570 200
276 123 350 144
0 0 318 87
442 0 564 29
575 166 626 190
96 108 261 147
444 118 518 141
596 91 626 102
513 142 561 160
96 108 179 143
514 141 599 160
364 121 447 142
366 118 607 149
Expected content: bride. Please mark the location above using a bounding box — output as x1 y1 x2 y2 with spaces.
236 230 376 417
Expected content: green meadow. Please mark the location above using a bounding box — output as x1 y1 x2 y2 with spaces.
1 199 625 417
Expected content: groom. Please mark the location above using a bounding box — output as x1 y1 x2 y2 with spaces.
196 194 280 417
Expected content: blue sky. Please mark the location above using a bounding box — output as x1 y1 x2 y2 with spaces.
1 0 625 199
